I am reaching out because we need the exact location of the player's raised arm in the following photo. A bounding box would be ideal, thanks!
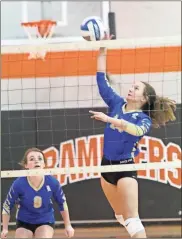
[1,180,19,239]
[97,47,124,109]
[52,179,74,238]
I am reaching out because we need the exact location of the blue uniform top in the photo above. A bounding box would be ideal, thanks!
[2,175,67,224]
[97,72,152,161]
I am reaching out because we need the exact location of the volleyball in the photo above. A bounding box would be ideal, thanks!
[80,16,106,41]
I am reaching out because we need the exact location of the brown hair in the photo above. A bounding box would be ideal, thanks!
[141,82,176,128]
[19,147,46,167]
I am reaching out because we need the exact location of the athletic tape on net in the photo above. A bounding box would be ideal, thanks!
[1,161,181,178]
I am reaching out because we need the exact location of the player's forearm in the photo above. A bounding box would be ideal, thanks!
[2,213,10,230]
[107,117,145,136]
[97,48,107,72]
[61,210,72,227]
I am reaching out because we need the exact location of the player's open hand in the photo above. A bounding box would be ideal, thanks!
[89,110,108,123]
[99,33,114,55]
[65,225,74,238]
[1,229,8,238]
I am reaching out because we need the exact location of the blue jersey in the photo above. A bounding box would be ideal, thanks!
[97,72,152,161]
[2,175,66,224]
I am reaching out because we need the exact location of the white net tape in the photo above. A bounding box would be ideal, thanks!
[1,161,181,178]
[2,35,181,54]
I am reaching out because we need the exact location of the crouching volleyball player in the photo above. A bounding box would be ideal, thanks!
[1,148,74,239]
[89,46,176,238]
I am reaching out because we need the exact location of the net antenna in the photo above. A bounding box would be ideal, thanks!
[21,20,57,60]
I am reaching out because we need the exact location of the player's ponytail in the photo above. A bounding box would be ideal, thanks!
[151,96,176,128]
[141,82,176,128]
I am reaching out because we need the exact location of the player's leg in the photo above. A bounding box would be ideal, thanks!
[100,176,125,226]
[34,225,54,238]
[117,177,146,238]
[15,221,34,238]
[15,228,33,238]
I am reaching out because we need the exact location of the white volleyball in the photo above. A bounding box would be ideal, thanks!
[80,16,106,41]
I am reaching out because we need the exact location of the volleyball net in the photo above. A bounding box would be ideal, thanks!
[1,36,181,179]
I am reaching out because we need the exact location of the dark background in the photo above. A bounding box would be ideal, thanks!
[1,105,181,222]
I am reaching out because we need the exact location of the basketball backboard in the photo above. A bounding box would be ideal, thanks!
[2,1,110,41]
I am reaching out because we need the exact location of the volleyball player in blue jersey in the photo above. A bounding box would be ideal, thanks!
[1,148,74,238]
[89,46,176,238]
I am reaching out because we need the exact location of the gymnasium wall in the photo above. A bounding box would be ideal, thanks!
[1,108,182,222]
[110,1,181,38]
[2,1,181,40]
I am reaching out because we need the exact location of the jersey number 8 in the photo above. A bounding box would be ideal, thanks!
[33,196,42,208]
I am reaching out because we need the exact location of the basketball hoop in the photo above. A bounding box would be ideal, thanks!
[21,20,57,59]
